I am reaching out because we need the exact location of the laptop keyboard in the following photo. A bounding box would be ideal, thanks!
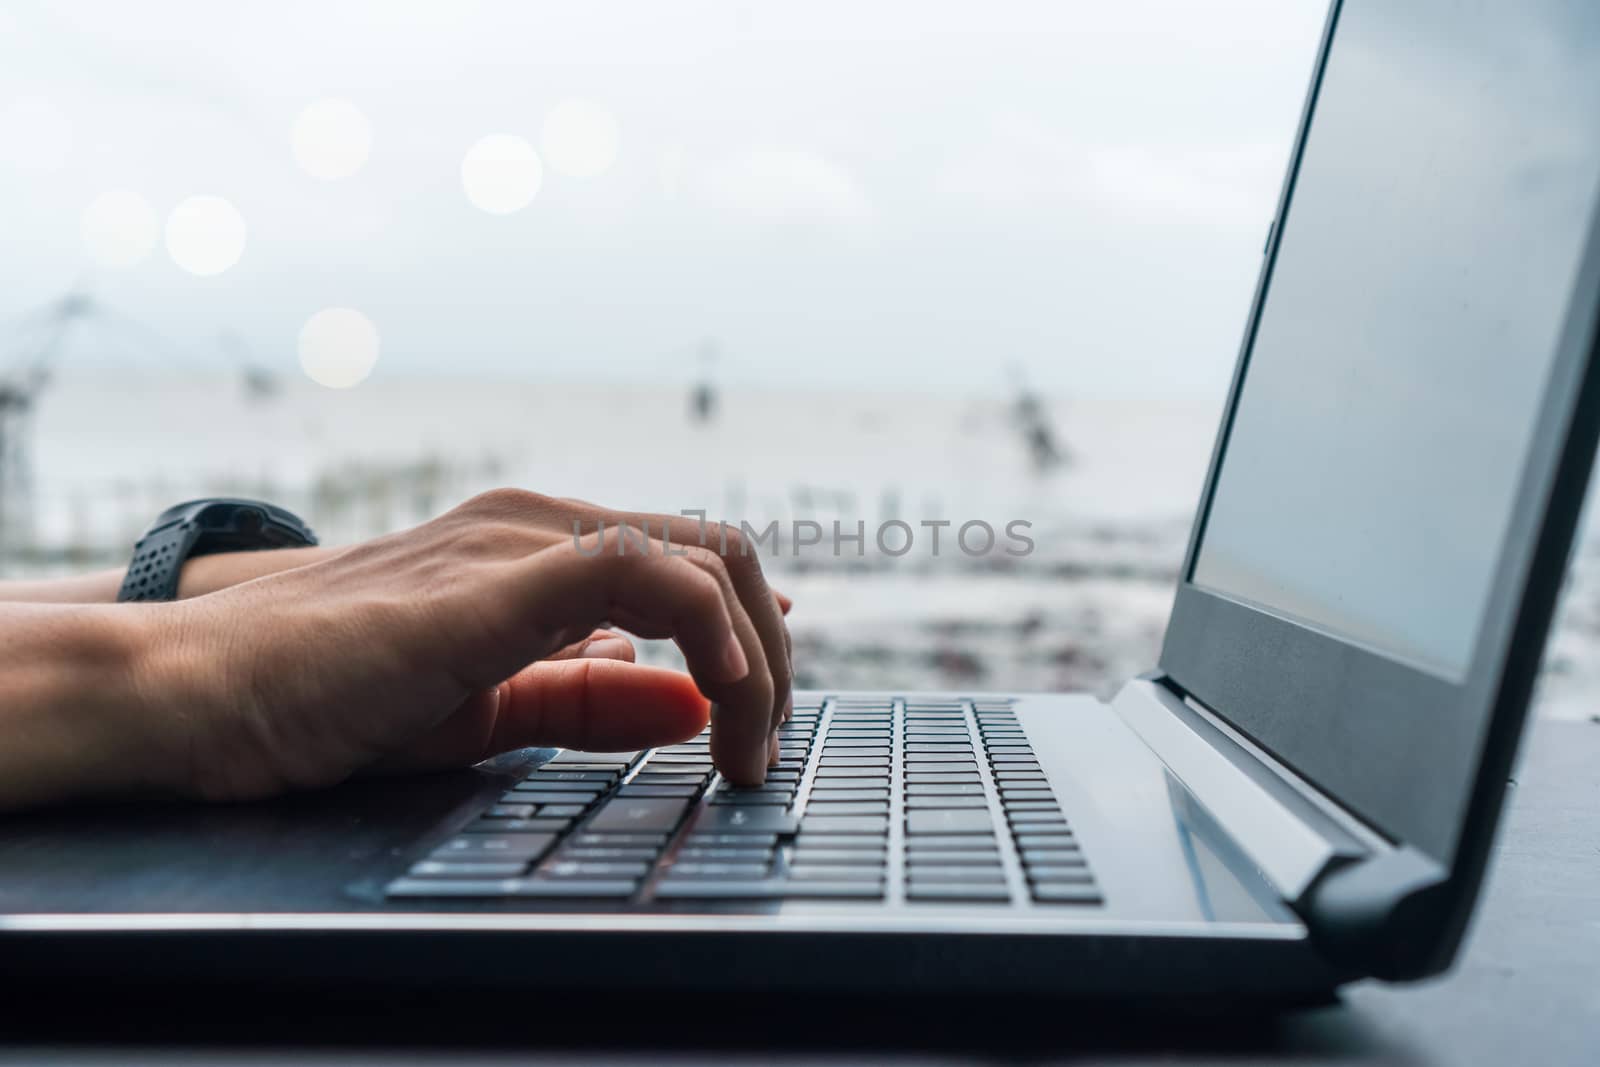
[386,697,1101,907]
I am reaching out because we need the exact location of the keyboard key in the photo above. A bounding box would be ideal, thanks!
[631,773,709,785]
[677,847,773,862]
[905,835,997,850]
[683,832,778,848]
[525,770,617,784]
[906,783,986,796]
[468,817,574,833]
[560,847,660,862]
[537,804,588,818]
[791,848,886,865]
[804,802,889,816]
[653,880,778,899]
[788,864,884,881]
[1002,800,1062,811]
[619,785,701,798]
[906,882,1010,902]
[781,881,886,899]
[511,880,639,898]
[904,849,1001,864]
[818,756,891,768]
[999,789,1056,802]
[511,781,605,796]
[905,794,987,809]
[409,860,527,878]
[544,859,652,879]
[821,747,890,758]
[1026,866,1096,883]
[905,773,981,784]
[794,834,885,849]
[1008,813,1069,826]
[806,788,888,802]
[387,878,516,897]
[693,807,801,834]
[814,768,891,780]
[904,866,1006,883]
[550,750,640,766]
[1031,884,1103,904]
[587,797,692,834]
[432,833,556,862]
[710,792,792,806]
[1015,834,1078,849]
[574,832,668,848]
[670,862,771,878]
[1021,849,1085,866]
[486,804,538,819]
[801,815,888,834]
[502,790,597,806]
[906,810,994,835]
[653,880,884,900]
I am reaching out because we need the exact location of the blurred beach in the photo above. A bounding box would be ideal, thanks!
[11,370,1600,721]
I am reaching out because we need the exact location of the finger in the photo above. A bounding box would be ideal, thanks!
[368,661,709,774]
[494,659,709,751]
[774,589,793,615]
[675,546,773,786]
[620,514,792,781]
[511,542,749,695]
[547,629,636,663]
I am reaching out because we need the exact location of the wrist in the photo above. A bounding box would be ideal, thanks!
[0,604,183,809]
[176,545,334,598]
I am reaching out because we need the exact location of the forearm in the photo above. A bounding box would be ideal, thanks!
[0,604,179,810]
[0,546,337,604]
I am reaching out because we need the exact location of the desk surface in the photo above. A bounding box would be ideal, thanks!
[3,719,1597,1066]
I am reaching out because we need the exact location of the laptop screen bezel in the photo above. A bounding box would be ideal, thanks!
[1158,0,1600,864]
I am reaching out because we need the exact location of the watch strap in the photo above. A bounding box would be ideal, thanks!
[118,499,318,603]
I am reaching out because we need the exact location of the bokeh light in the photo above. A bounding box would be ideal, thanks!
[290,98,372,180]
[460,134,542,214]
[541,98,619,178]
[164,195,247,275]
[80,190,158,268]
[299,307,381,388]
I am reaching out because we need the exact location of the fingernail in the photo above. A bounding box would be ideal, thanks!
[782,691,793,724]
[580,638,632,660]
[721,635,749,681]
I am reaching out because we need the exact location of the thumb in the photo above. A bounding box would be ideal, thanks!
[364,661,708,776]
[492,659,709,753]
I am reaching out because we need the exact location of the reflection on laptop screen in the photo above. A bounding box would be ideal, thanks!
[1192,0,1600,680]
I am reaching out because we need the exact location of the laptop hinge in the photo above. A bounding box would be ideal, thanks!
[1110,676,1377,906]
[1119,675,1457,979]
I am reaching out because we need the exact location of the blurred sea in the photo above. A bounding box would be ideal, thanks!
[17,371,1600,721]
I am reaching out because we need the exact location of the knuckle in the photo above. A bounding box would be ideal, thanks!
[463,487,549,519]
[685,544,728,577]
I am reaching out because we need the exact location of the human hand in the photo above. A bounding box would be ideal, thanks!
[133,489,793,801]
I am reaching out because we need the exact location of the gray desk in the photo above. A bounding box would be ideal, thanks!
[3,720,1597,1066]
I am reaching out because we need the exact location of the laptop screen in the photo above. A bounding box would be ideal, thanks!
[1191,0,1600,681]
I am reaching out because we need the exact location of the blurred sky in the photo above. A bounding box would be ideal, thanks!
[0,0,1326,394]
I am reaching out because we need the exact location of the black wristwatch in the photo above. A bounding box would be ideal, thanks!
[118,498,319,603]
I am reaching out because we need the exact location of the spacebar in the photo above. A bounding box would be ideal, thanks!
[654,880,884,899]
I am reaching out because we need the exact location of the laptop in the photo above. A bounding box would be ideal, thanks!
[4,0,1599,1003]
